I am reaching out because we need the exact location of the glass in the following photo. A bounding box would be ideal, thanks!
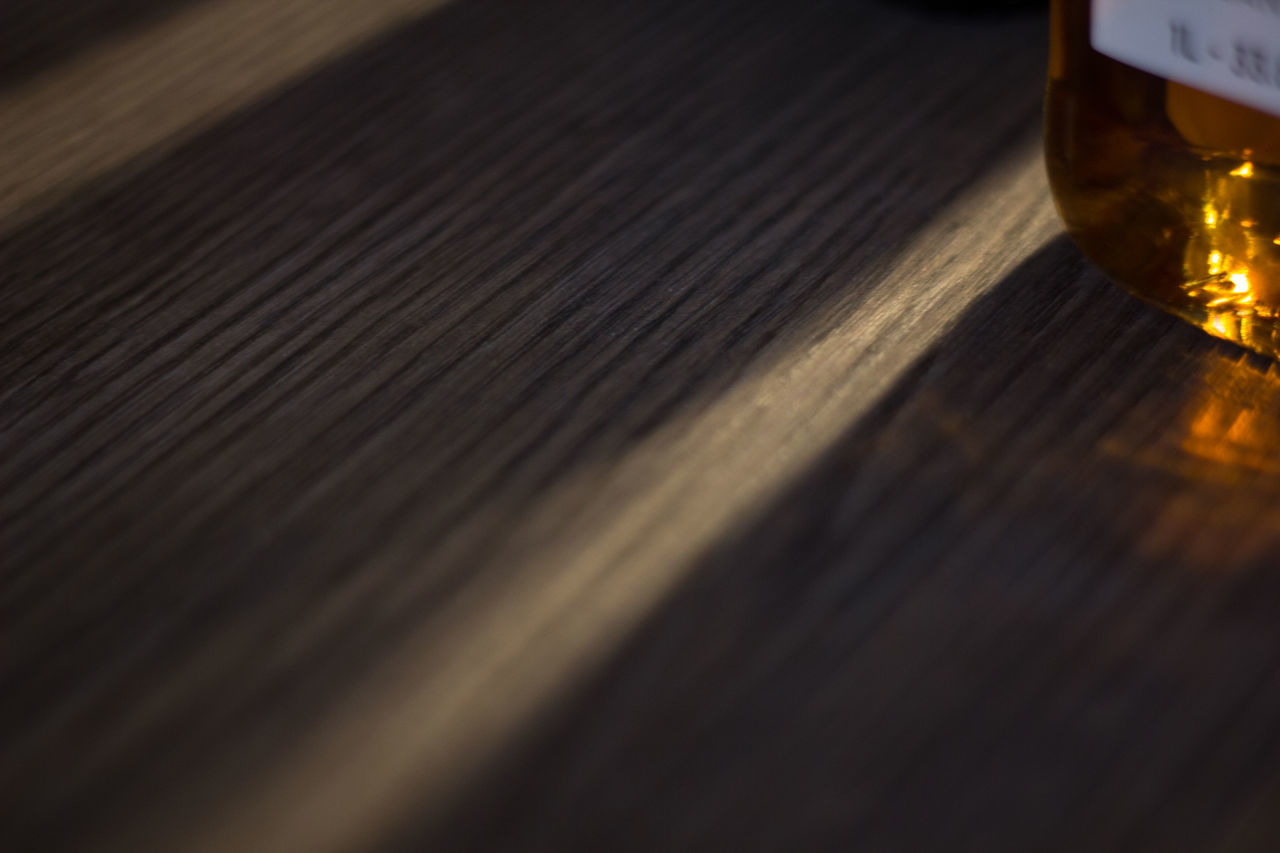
[1047,0,1280,357]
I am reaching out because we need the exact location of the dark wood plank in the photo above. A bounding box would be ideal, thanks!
[423,239,1280,852]
[9,0,1242,850]
[0,0,454,225]
[0,0,202,87]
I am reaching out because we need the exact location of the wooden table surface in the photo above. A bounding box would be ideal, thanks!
[7,0,1280,850]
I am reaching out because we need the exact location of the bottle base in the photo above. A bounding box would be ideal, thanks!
[1114,278,1280,358]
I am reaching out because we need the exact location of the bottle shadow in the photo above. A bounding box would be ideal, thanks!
[420,234,1280,851]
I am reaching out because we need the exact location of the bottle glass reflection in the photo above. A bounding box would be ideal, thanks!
[1047,0,1280,356]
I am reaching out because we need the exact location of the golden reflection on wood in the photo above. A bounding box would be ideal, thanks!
[1180,360,1280,478]
[1106,352,1280,570]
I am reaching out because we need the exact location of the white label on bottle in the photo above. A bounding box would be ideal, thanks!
[1093,0,1280,118]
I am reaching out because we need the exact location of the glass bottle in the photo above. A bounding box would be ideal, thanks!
[1047,0,1280,356]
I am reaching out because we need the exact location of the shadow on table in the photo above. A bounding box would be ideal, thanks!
[7,1,1230,849]
[2,0,1057,790]
[1,0,206,89]
[421,235,1280,851]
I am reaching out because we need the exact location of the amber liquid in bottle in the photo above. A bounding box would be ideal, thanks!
[1047,0,1280,356]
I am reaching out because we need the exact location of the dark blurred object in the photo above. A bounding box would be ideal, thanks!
[891,0,1045,12]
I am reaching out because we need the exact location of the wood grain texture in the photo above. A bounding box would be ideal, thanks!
[0,0,453,225]
[7,0,1278,850]
[423,238,1280,852]
[0,0,204,85]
